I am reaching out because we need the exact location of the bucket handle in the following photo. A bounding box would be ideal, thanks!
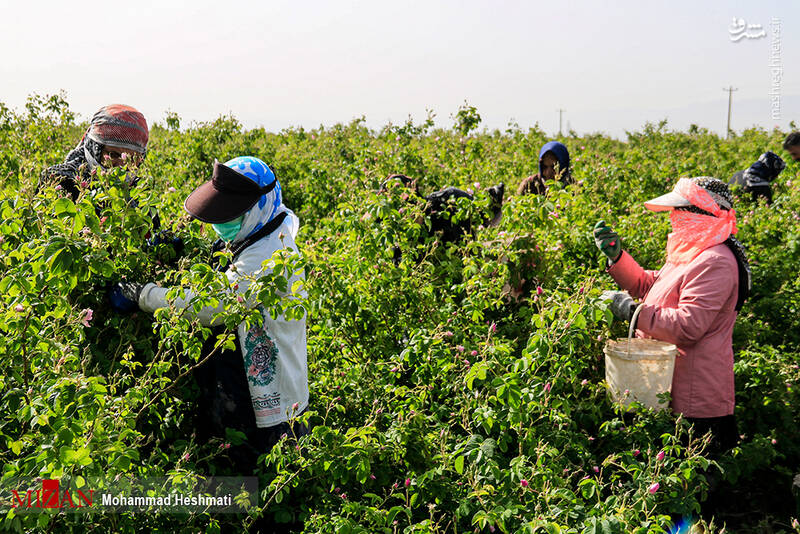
[627,304,644,358]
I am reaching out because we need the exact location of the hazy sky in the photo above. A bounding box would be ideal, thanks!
[1,1,797,137]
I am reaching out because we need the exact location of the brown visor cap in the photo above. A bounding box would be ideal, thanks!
[184,161,276,223]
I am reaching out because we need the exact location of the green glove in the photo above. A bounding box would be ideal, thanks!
[593,220,622,263]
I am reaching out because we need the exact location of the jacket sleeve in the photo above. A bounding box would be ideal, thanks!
[607,250,659,299]
[138,254,257,327]
[635,252,737,346]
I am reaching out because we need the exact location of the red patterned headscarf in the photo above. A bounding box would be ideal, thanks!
[86,104,149,154]
[664,178,738,264]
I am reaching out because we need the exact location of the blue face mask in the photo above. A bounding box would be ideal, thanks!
[212,215,244,242]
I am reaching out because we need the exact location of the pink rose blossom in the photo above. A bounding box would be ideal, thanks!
[80,308,93,327]
[656,450,665,461]
[633,449,640,457]
[182,452,190,461]
[404,478,411,488]
[581,379,588,386]
[168,186,177,193]
[544,382,551,393]
[456,345,465,352]
[648,482,659,494]
[470,350,478,356]
[771,438,777,445]
[14,304,24,312]
[520,479,529,488]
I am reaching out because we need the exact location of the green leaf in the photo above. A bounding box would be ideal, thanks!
[54,198,77,216]
[454,455,464,474]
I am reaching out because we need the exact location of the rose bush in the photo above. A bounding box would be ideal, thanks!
[1,95,799,532]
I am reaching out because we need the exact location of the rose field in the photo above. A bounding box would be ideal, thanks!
[1,95,800,533]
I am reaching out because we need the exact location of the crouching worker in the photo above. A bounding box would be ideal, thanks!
[593,177,750,457]
[109,156,308,474]
[39,104,150,201]
[383,174,504,242]
[517,141,572,195]
[38,104,180,250]
[381,174,504,265]
[728,151,785,205]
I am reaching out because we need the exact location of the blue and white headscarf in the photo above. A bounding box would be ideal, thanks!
[224,156,300,243]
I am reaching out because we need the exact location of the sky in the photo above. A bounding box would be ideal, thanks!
[1,0,797,138]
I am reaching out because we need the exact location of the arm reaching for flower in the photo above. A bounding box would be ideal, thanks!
[137,248,264,327]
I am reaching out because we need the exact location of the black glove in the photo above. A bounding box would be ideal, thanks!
[145,230,184,254]
[108,282,145,312]
[601,290,638,322]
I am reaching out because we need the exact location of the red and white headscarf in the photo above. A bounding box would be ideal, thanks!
[665,178,738,264]
[82,104,148,168]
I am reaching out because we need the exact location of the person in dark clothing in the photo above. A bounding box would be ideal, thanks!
[39,104,149,201]
[728,151,785,205]
[424,184,504,242]
[39,104,183,249]
[383,173,504,239]
[783,131,800,162]
[517,141,572,195]
[381,174,504,265]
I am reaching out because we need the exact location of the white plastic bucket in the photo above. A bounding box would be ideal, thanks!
[603,307,677,411]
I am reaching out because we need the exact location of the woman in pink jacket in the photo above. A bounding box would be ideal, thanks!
[593,177,751,455]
